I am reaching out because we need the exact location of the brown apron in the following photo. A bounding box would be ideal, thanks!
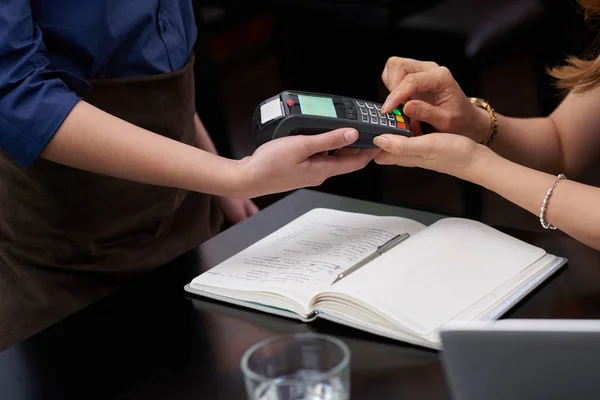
[0,55,223,350]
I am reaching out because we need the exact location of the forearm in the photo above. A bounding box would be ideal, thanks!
[466,147,600,250]
[475,86,600,177]
[42,101,247,197]
[193,113,218,154]
[471,106,565,174]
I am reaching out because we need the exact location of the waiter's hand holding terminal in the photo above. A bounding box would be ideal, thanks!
[235,127,380,198]
[43,103,378,199]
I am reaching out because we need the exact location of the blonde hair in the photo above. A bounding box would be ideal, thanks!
[549,0,600,93]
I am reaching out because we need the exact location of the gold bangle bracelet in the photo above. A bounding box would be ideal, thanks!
[469,97,498,147]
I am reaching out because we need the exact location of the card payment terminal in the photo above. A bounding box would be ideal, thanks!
[253,91,412,148]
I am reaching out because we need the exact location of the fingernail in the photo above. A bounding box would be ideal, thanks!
[344,130,358,142]
[373,136,389,148]
[381,100,391,112]
[402,102,411,114]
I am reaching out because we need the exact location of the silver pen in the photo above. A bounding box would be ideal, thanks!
[331,233,411,285]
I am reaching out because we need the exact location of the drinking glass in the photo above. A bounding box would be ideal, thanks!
[241,333,351,400]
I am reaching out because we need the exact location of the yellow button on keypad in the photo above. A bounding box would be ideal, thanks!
[395,115,405,123]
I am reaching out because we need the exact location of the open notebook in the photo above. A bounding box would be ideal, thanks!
[185,208,566,349]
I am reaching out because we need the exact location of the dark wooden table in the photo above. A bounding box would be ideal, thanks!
[1,189,599,400]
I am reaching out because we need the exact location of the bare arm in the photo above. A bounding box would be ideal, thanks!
[42,101,242,196]
[41,101,377,199]
[470,148,600,249]
[191,113,260,223]
[485,86,600,176]
[380,57,600,177]
[193,113,219,154]
[374,131,600,250]
[378,57,600,250]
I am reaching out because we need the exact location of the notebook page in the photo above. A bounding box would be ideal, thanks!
[330,218,546,336]
[190,208,426,307]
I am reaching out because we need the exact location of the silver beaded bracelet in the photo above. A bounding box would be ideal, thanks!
[540,174,566,230]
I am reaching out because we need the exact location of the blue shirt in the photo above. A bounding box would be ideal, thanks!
[0,0,197,168]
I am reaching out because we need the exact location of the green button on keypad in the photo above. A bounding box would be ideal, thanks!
[393,108,402,116]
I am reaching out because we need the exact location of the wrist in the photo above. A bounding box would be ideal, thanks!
[225,157,271,198]
[227,160,253,198]
[460,144,497,183]
[187,152,251,198]
[466,103,493,143]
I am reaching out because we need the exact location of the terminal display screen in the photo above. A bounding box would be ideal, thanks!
[298,95,338,118]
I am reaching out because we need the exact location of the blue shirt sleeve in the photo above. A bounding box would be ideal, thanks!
[0,1,86,168]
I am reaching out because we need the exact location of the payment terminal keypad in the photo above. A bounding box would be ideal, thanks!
[348,98,407,131]
[343,98,357,120]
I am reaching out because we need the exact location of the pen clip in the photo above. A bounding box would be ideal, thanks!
[376,233,410,255]
[331,233,410,286]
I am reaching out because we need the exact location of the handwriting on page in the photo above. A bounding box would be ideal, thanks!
[239,257,341,284]
[269,222,395,263]
[204,221,398,293]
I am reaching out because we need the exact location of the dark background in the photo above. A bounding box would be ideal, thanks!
[191,0,597,231]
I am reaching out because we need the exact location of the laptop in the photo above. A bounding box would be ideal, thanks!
[440,319,600,400]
